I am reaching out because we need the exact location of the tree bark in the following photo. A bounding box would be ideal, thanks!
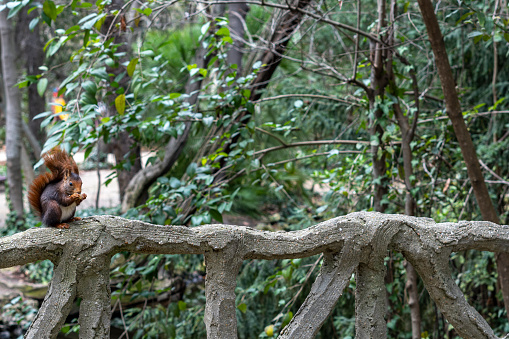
[214,0,312,182]
[227,0,249,76]
[368,0,389,214]
[394,101,421,339]
[17,7,46,145]
[204,246,244,338]
[0,9,24,219]
[415,0,508,321]
[280,247,360,338]
[249,0,312,102]
[389,0,421,334]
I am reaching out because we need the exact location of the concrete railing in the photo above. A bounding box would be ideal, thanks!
[0,212,508,338]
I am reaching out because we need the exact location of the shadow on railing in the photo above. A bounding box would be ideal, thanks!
[0,212,507,339]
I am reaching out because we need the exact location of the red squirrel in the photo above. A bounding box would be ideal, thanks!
[28,147,87,229]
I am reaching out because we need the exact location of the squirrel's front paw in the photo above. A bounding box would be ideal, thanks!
[70,193,80,200]
[56,223,70,229]
[75,193,87,206]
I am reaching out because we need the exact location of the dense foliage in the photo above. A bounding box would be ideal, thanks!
[0,0,508,338]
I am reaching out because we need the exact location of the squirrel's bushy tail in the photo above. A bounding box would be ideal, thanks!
[28,147,79,216]
[43,147,79,175]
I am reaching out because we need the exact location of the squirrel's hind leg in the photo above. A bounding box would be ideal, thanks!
[42,200,63,227]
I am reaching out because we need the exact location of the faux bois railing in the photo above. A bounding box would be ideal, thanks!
[0,212,508,338]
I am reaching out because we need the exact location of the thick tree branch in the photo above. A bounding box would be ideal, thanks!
[415,0,509,322]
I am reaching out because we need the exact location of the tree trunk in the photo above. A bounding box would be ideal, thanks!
[17,8,46,146]
[389,0,421,333]
[249,0,311,102]
[415,0,508,321]
[0,9,24,219]
[393,92,421,339]
[218,0,312,170]
[227,0,249,76]
[21,144,35,198]
[368,0,388,214]
[356,1,390,336]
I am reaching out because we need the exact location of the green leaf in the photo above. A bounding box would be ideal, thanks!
[216,27,230,36]
[237,303,247,314]
[186,162,197,177]
[467,31,483,39]
[94,16,105,31]
[76,2,92,8]
[7,1,25,19]
[456,11,474,25]
[17,80,29,89]
[142,7,152,16]
[79,13,106,30]
[282,311,293,328]
[41,11,51,25]
[84,147,93,160]
[43,37,55,52]
[43,0,57,21]
[27,6,38,15]
[169,177,181,188]
[504,33,509,43]
[33,111,53,120]
[29,17,40,31]
[209,209,223,223]
[199,68,207,77]
[115,94,126,115]
[82,80,97,94]
[127,58,139,77]
[222,36,233,44]
[64,25,80,34]
[203,116,214,126]
[83,30,90,46]
[37,78,48,97]
[47,36,66,57]
[178,301,187,311]
[200,21,211,35]
[477,12,486,27]
[140,50,154,57]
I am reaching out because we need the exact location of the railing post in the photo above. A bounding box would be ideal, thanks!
[76,255,112,339]
[355,259,388,338]
[203,247,244,339]
[25,249,78,339]
[279,245,360,338]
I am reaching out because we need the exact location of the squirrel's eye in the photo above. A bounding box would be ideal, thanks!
[69,182,73,186]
